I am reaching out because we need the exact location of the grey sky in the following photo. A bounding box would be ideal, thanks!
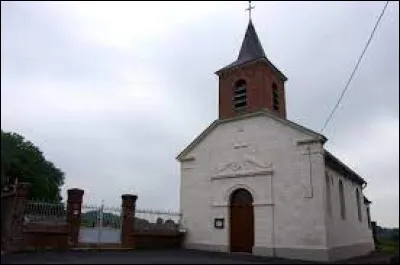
[1,1,398,227]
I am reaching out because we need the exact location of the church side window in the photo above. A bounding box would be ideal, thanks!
[233,79,247,110]
[272,83,279,111]
[356,188,362,222]
[325,172,332,217]
[339,180,346,220]
[367,206,372,229]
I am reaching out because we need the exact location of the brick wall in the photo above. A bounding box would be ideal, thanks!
[133,231,184,249]
[1,183,30,253]
[1,191,16,252]
[23,223,69,250]
[2,185,184,252]
[218,61,286,120]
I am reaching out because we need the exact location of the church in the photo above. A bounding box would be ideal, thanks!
[176,14,375,262]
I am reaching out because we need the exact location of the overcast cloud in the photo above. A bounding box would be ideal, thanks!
[1,1,398,227]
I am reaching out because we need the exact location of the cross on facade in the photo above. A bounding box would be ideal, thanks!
[245,1,255,20]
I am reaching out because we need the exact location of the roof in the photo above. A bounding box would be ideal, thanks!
[176,109,327,161]
[324,150,366,185]
[236,19,266,63]
[215,20,287,81]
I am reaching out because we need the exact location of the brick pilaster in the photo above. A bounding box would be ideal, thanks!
[121,194,137,248]
[67,188,84,246]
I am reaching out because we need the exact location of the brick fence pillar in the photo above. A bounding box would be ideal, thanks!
[67,188,84,246]
[121,194,137,248]
[7,182,30,252]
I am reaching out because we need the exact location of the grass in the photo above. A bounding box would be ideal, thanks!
[376,237,399,255]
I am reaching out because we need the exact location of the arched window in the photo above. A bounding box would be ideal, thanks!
[356,188,362,222]
[339,180,346,220]
[233,80,247,110]
[325,172,332,217]
[272,83,279,111]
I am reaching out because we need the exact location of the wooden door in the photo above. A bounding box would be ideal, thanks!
[229,189,254,253]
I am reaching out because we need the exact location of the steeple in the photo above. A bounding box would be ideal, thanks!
[215,20,286,81]
[216,18,288,120]
[237,20,266,65]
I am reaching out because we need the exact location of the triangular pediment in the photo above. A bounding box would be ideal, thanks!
[211,155,273,180]
[176,109,326,162]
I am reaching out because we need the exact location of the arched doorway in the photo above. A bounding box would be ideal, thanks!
[229,188,254,253]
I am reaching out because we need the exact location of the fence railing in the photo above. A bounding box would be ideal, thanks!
[134,208,183,232]
[24,201,67,225]
[23,200,184,232]
[80,204,183,232]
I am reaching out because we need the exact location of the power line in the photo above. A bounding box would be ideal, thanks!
[321,1,390,133]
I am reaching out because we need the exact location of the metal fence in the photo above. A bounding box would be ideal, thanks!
[79,203,123,244]
[22,200,184,233]
[24,201,67,225]
[135,208,183,232]
[80,204,122,229]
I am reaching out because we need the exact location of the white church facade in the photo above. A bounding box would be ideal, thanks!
[177,19,374,262]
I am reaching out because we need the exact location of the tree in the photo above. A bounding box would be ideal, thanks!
[1,130,64,202]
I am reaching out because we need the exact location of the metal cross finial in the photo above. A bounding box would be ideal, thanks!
[246,1,255,21]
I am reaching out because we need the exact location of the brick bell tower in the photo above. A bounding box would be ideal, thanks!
[215,19,288,120]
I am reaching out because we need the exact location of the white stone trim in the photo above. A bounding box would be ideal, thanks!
[210,170,273,181]
[296,138,325,145]
[223,184,257,203]
[211,202,274,207]
[181,156,196,162]
[233,143,248,149]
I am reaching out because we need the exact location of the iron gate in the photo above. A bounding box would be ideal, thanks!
[79,202,122,244]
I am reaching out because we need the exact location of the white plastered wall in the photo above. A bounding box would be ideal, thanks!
[179,115,328,258]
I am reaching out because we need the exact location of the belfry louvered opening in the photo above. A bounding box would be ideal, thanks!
[234,79,247,110]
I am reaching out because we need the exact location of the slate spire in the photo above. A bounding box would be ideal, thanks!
[216,19,270,74]
[237,19,266,64]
